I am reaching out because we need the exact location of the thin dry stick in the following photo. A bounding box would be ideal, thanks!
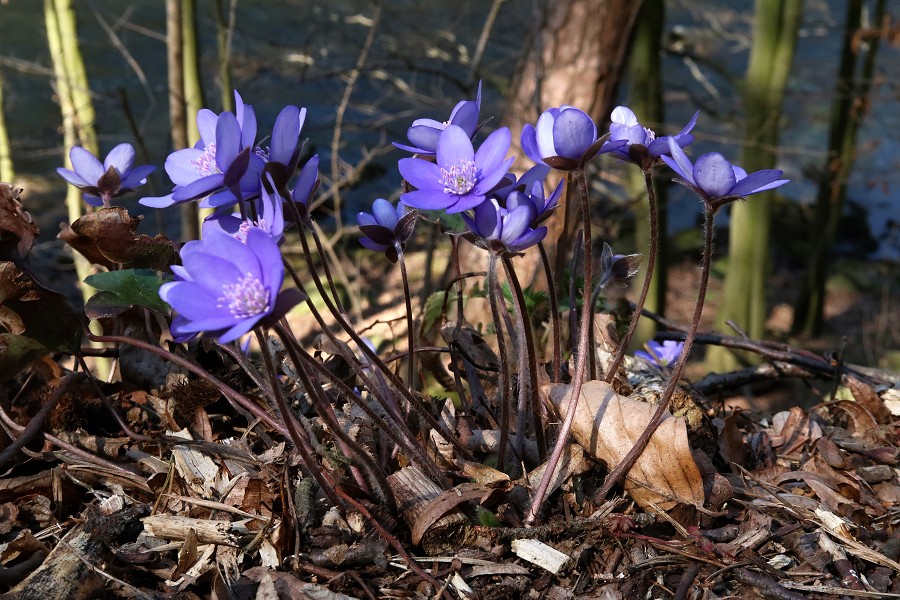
[330,5,381,237]
[0,372,80,469]
[87,333,290,438]
[466,0,506,85]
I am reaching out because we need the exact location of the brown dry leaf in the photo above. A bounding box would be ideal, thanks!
[547,380,704,511]
[844,375,893,424]
[0,184,38,260]
[770,407,822,454]
[828,400,880,441]
[59,207,179,270]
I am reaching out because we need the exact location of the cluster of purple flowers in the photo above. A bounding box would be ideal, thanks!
[56,83,789,346]
[363,85,786,260]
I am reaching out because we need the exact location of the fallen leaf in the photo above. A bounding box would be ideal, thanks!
[0,184,38,260]
[547,380,704,511]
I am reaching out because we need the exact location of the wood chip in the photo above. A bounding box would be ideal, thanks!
[510,538,571,574]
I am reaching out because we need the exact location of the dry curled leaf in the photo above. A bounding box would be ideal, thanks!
[0,184,38,260]
[547,380,704,512]
[58,207,179,270]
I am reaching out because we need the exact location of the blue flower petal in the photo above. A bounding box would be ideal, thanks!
[436,125,474,168]
[551,108,596,160]
[104,143,135,173]
[694,153,737,198]
[474,127,511,173]
[401,188,453,211]
[215,112,242,170]
[69,146,104,183]
[398,158,442,191]
[730,169,786,197]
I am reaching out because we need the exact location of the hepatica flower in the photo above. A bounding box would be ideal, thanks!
[394,82,482,155]
[141,91,264,209]
[57,143,154,207]
[606,105,699,166]
[159,228,300,343]
[288,155,321,219]
[399,124,513,214]
[202,178,285,244]
[521,105,624,170]
[504,176,563,227]
[635,340,684,368]
[662,137,789,208]
[462,198,546,255]
[357,198,417,263]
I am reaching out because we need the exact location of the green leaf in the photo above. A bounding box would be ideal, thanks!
[83,269,171,318]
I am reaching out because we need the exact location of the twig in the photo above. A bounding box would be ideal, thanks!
[0,371,81,470]
[330,4,382,234]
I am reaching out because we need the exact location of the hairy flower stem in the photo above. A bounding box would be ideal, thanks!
[527,168,593,525]
[271,325,398,513]
[538,241,562,383]
[283,240,472,474]
[487,252,513,472]
[592,205,715,503]
[396,245,417,391]
[280,261,449,485]
[502,255,547,461]
[303,216,347,315]
[274,323,440,487]
[254,329,343,508]
[605,168,658,383]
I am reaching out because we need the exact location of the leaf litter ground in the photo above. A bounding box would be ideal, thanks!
[1,244,899,600]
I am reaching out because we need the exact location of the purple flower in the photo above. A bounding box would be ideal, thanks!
[504,175,563,227]
[399,124,513,214]
[141,91,264,209]
[262,104,307,188]
[394,82,482,155]
[357,198,417,263]
[521,105,625,171]
[461,199,547,254]
[606,106,699,166]
[662,137,789,207]
[201,177,285,244]
[635,340,684,368]
[288,155,320,219]
[159,227,301,343]
[57,143,155,207]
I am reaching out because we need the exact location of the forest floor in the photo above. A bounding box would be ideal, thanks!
[2,205,900,599]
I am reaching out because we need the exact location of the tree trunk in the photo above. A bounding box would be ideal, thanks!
[707,0,803,373]
[792,0,884,336]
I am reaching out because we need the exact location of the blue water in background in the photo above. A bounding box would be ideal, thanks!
[0,0,897,259]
